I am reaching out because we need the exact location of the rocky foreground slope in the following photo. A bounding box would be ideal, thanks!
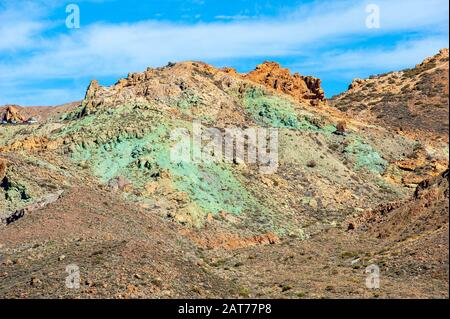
[0,51,448,298]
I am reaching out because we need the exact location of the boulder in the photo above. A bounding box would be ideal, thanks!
[108,176,133,192]
[1,105,25,123]
[336,121,347,134]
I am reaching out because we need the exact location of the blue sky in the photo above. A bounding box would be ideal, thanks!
[0,0,448,106]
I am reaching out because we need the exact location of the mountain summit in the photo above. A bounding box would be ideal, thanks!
[332,49,449,144]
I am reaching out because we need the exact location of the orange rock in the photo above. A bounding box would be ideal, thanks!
[221,67,238,75]
[245,61,325,105]
[2,136,60,152]
[1,105,25,123]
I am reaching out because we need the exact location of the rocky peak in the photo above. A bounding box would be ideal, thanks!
[85,79,100,99]
[244,61,325,105]
[418,48,449,67]
[77,60,328,117]
[331,48,449,144]
[1,105,25,123]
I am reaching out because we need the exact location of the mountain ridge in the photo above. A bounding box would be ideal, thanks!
[0,50,448,298]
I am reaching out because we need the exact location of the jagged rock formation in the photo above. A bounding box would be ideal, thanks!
[244,61,325,105]
[78,62,248,118]
[1,105,25,123]
[331,49,449,144]
[79,61,326,117]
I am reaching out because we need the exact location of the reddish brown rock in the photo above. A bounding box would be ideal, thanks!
[1,105,25,123]
[336,121,347,134]
[245,61,325,105]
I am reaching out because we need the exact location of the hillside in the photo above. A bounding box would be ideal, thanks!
[331,49,449,145]
[0,103,80,124]
[0,54,448,298]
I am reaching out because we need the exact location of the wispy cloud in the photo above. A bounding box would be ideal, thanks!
[214,14,251,21]
[292,36,450,74]
[0,1,49,52]
[0,0,448,105]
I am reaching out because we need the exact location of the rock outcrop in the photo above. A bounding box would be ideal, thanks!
[245,61,325,105]
[331,49,449,144]
[77,61,327,118]
[1,105,25,123]
[1,190,63,225]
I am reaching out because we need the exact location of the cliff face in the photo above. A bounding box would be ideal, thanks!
[244,62,325,106]
[1,105,25,123]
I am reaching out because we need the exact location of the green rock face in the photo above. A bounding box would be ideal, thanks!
[69,117,264,227]
[344,137,388,174]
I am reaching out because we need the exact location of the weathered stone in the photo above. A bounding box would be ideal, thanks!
[1,105,25,123]
[245,61,325,105]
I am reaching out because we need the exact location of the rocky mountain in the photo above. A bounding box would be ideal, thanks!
[331,49,449,145]
[1,105,25,123]
[241,61,325,105]
[0,52,448,298]
[0,102,80,124]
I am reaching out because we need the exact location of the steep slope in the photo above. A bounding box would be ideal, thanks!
[350,169,448,239]
[332,49,449,144]
[348,169,449,283]
[0,183,236,298]
[1,106,25,123]
[332,49,449,184]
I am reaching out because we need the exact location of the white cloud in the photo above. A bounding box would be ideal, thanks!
[214,15,251,21]
[292,36,450,75]
[0,2,49,51]
[0,0,448,105]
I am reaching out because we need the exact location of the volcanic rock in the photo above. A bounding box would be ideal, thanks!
[1,105,25,123]
[331,49,449,144]
[245,61,325,105]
